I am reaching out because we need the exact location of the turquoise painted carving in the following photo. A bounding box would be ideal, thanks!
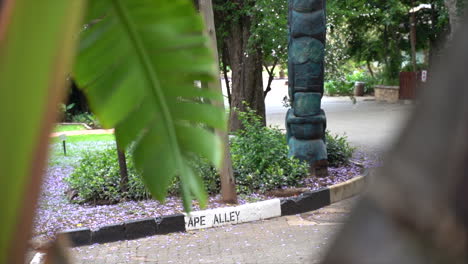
[291,11,326,38]
[290,38,324,64]
[287,0,328,176]
[293,92,321,116]
[293,0,322,12]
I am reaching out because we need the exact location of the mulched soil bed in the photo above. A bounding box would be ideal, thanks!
[33,151,380,241]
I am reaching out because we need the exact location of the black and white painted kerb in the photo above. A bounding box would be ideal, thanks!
[31,175,367,263]
[185,199,281,230]
[183,174,367,231]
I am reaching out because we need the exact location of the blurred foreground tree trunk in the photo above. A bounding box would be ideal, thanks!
[321,18,468,264]
[445,0,465,40]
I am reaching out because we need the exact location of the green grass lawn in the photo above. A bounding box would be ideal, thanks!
[54,124,87,132]
[49,134,115,167]
[51,134,115,143]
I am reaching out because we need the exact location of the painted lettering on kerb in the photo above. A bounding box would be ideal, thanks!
[186,215,207,228]
[184,199,282,231]
[212,211,240,225]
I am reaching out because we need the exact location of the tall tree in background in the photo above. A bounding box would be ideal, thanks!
[252,0,288,99]
[328,0,449,82]
[213,0,266,131]
[325,2,352,80]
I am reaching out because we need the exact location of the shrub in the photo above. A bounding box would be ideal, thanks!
[324,80,353,95]
[58,103,75,122]
[67,110,355,203]
[66,148,220,203]
[189,157,220,195]
[325,71,378,95]
[401,63,428,72]
[230,106,310,194]
[346,71,378,94]
[71,112,101,128]
[65,147,150,204]
[325,131,355,167]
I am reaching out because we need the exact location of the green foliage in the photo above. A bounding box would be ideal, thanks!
[48,137,115,168]
[52,134,115,144]
[73,0,227,211]
[71,112,101,128]
[0,0,84,261]
[67,122,309,201]
[251,0,288,66]
[401,62,428,72]
[347,71,379,94]
[54,124,86,133]
[213,0,288,75]
[66,148,150,203]
[66,110,356,202]
[230,106,309,194]
[189,157,220,195]
[327,0,449,83]
[325,131,355,167]
[325,71,377,95]
[324,80,353,96]
[67,149,221,203]
[325,8,351,81]
[58,103,75,121]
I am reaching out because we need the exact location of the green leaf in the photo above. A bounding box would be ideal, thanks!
[0,0,84,262]
[73,0,225,211]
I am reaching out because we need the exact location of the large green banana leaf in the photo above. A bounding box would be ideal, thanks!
[73,0,226,210]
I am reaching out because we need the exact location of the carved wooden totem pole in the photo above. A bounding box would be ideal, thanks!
[286,0,328,176]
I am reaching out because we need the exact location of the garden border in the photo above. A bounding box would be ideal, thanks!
[56,170,368,248]
[57,122,92,130]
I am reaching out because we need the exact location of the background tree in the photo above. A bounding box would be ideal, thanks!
[213,0,266,131]
[325,4,352,81]
[328,0,450,84]
[251,0,288,98]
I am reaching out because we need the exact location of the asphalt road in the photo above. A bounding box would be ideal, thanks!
[261,79,414,154]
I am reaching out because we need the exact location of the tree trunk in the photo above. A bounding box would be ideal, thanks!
[116,139,128,194]
[410,0,418,72]
[321,24,468,263]
[445,0,461,41]
[263,62,277,98]
[221,46,231,107]
[199,0,237,204]
[366,60,375,78]
[226,14,265,132]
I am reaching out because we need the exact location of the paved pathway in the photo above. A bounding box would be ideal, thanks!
[69,198,358,264]
[262,79,413,154]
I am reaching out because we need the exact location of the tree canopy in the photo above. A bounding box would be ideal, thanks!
[328,0,450,83]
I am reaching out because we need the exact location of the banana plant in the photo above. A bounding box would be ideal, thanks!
[73,0,226,210]
[0,0,225,262]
